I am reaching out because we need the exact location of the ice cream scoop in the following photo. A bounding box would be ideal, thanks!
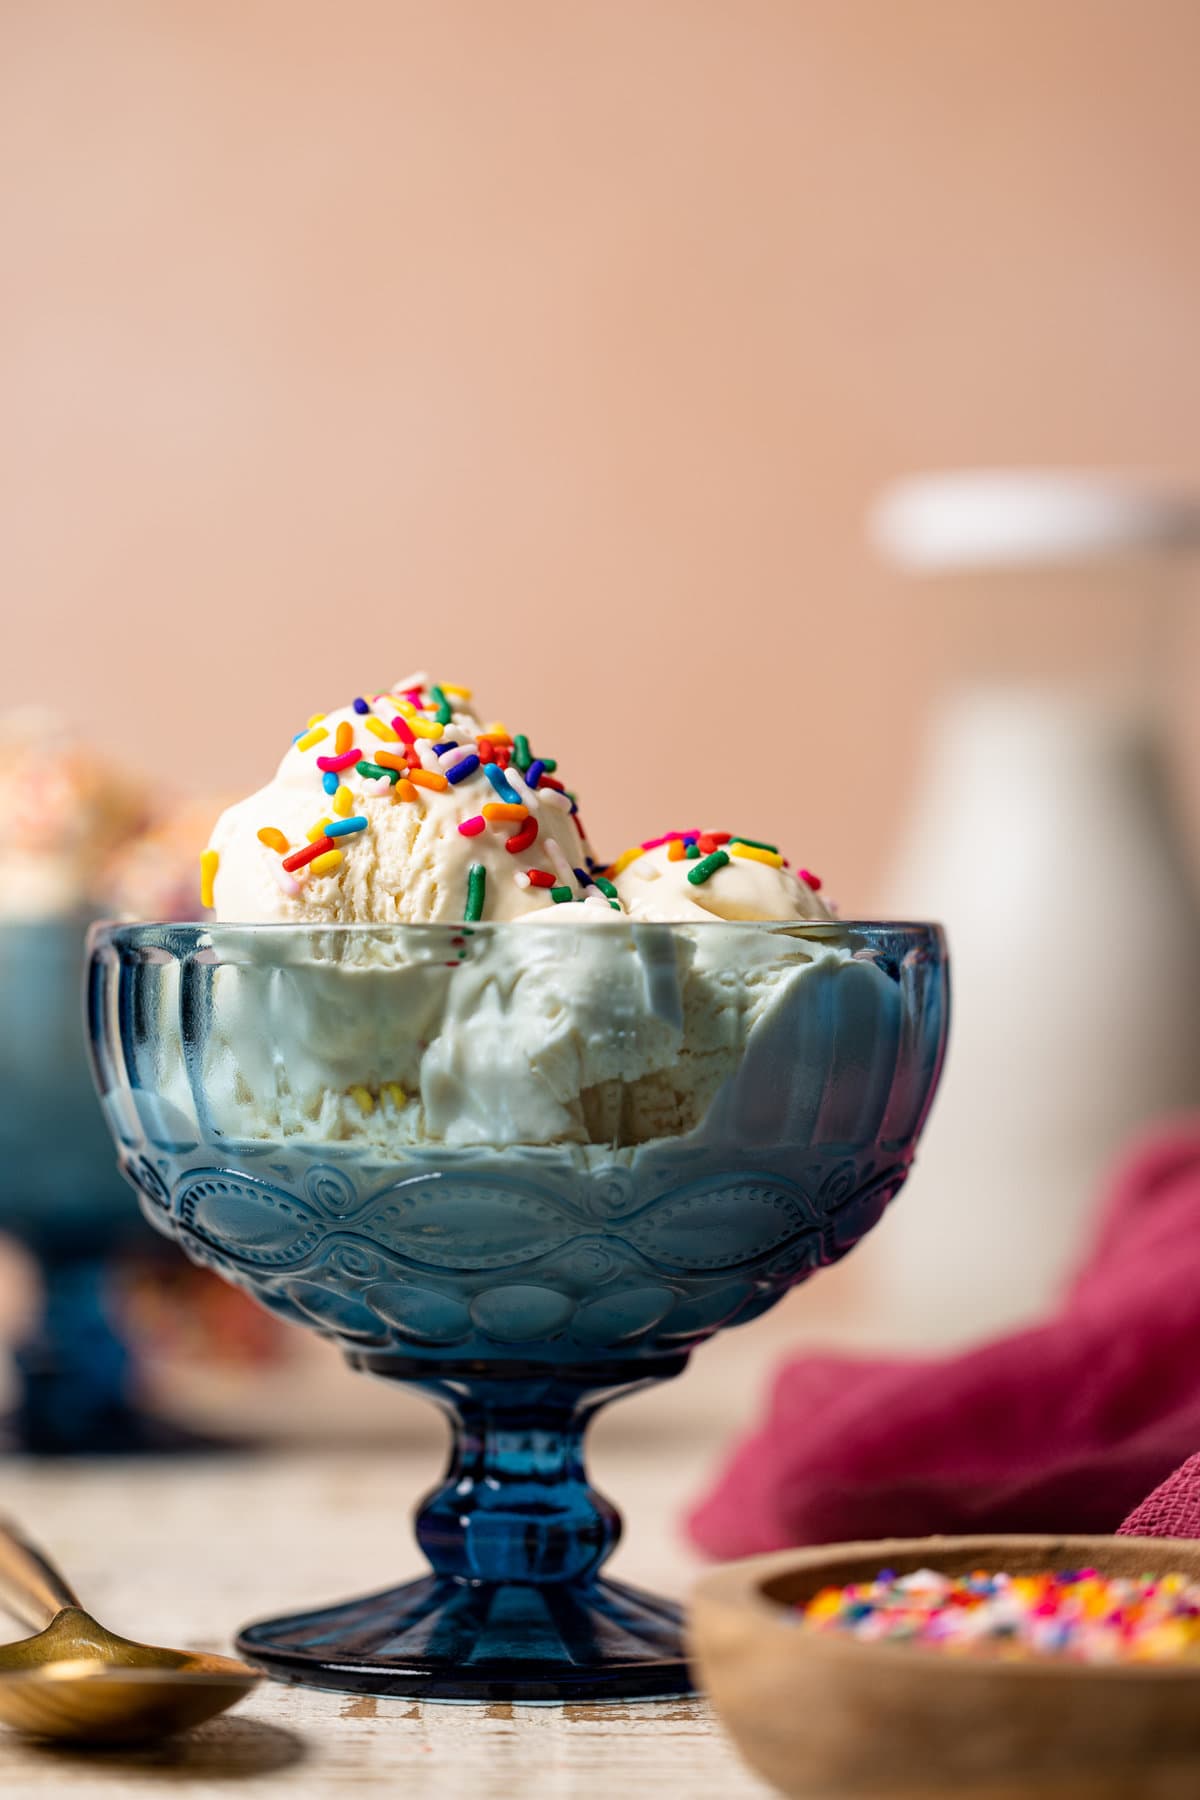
[610,831,831,923]
[205,675,601,925]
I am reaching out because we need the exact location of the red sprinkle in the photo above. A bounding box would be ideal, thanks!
[282,835,335,872]
[477,737,495,763]
[799,868,822,891]
[506,817,539,855]
[539,776,566,793]
[526,869,555,888]
[316,748,361,772]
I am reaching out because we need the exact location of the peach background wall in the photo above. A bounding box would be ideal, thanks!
[4,1,1200,902]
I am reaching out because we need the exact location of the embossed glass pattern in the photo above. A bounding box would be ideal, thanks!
[87,918,947,1699]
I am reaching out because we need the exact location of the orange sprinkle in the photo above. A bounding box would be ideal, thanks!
[257,827,289,855]
[482,802,527,822]
[396,779,419,803]
[408,769,449,792]
[335,719,354,754]
[668,839,686,861]
[373,750,409,772]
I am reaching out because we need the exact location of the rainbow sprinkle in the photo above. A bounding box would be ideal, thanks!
[464,863,487,923]
[688,849,729,885]
[199,849,219,909]
[799,1567,1200,1664]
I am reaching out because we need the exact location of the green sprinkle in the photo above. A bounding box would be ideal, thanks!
[513,734,532,770]
[593,876,618,900]
[730,835,779,855]
[687,849,730,886]
[609,899,621,910]
[465,863,487,922]
[685,842,700,858]
[541,757,557,773]
[356,760,399,784]
[430,685,453,726]
[550,885,573,903]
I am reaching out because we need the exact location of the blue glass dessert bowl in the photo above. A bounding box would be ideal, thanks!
[86,916,947,1700]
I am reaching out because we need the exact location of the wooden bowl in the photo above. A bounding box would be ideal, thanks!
[690,1535,1200,1800]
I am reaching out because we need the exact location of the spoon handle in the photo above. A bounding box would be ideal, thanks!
[0,1516,82,1631]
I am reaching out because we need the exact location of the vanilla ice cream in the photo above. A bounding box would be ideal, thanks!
[206,675,601,925]
[185,672,872,1159]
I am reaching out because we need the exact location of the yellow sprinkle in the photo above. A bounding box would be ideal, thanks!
[335,720,354,754]
[731,843,784,868]
[257,827,289,854]
[307,712,326,727]
[296,727,328,752]
[199,849,219,910]
[408,716,443,742]
[611,846,643,876]
[307,817,334,841]
[349,1085,375,1116]
[365,716,399,743]
[382,1082,407,1108]
[332,786,353,818]
[441,683,472,700]
[484,721,510,740]
[309,848,343,878]
[376,695,407,713]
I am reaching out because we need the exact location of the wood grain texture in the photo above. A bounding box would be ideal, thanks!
[0,1446,771,1797]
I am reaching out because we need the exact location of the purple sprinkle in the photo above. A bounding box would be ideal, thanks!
[526,759,545,787]
[573,868,592,887]
[446,754,480,785]
[352,697,370,714]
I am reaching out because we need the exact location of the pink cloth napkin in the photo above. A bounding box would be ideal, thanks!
[687,1123,1200,1557]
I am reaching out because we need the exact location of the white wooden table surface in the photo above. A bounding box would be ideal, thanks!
[0,1403,776,1797]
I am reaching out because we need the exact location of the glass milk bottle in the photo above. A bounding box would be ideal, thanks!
[866,471,1200,1345]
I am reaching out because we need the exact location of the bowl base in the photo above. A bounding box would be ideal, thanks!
[236,1573,696,1702]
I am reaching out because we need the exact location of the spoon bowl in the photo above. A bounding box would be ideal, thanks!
[0,1522,260,1744]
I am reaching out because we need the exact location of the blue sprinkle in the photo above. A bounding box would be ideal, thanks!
[326,815,368,838]
[573,868,592,888]
[322,770,339,795]
[446,754,481,786]
[526,759,545,788]
[483,763,521,804]
[432,741,460,757]
[352,697,370,714]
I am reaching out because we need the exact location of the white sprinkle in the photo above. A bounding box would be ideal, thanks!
[415,739,443,772]
[441,741,479,769]
[546,838,575,888]
[272,866,302,899]
[505,764,540,812]
[538,787,571,812]
[513,871,532,889]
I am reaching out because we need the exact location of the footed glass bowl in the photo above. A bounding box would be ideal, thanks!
[86,918,947,1700]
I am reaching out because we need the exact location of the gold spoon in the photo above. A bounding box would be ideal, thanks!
[0,1516,260,1743]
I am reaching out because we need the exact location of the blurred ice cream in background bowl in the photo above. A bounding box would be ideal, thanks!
[0,708,246,1452]
[86,672,948,1698]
